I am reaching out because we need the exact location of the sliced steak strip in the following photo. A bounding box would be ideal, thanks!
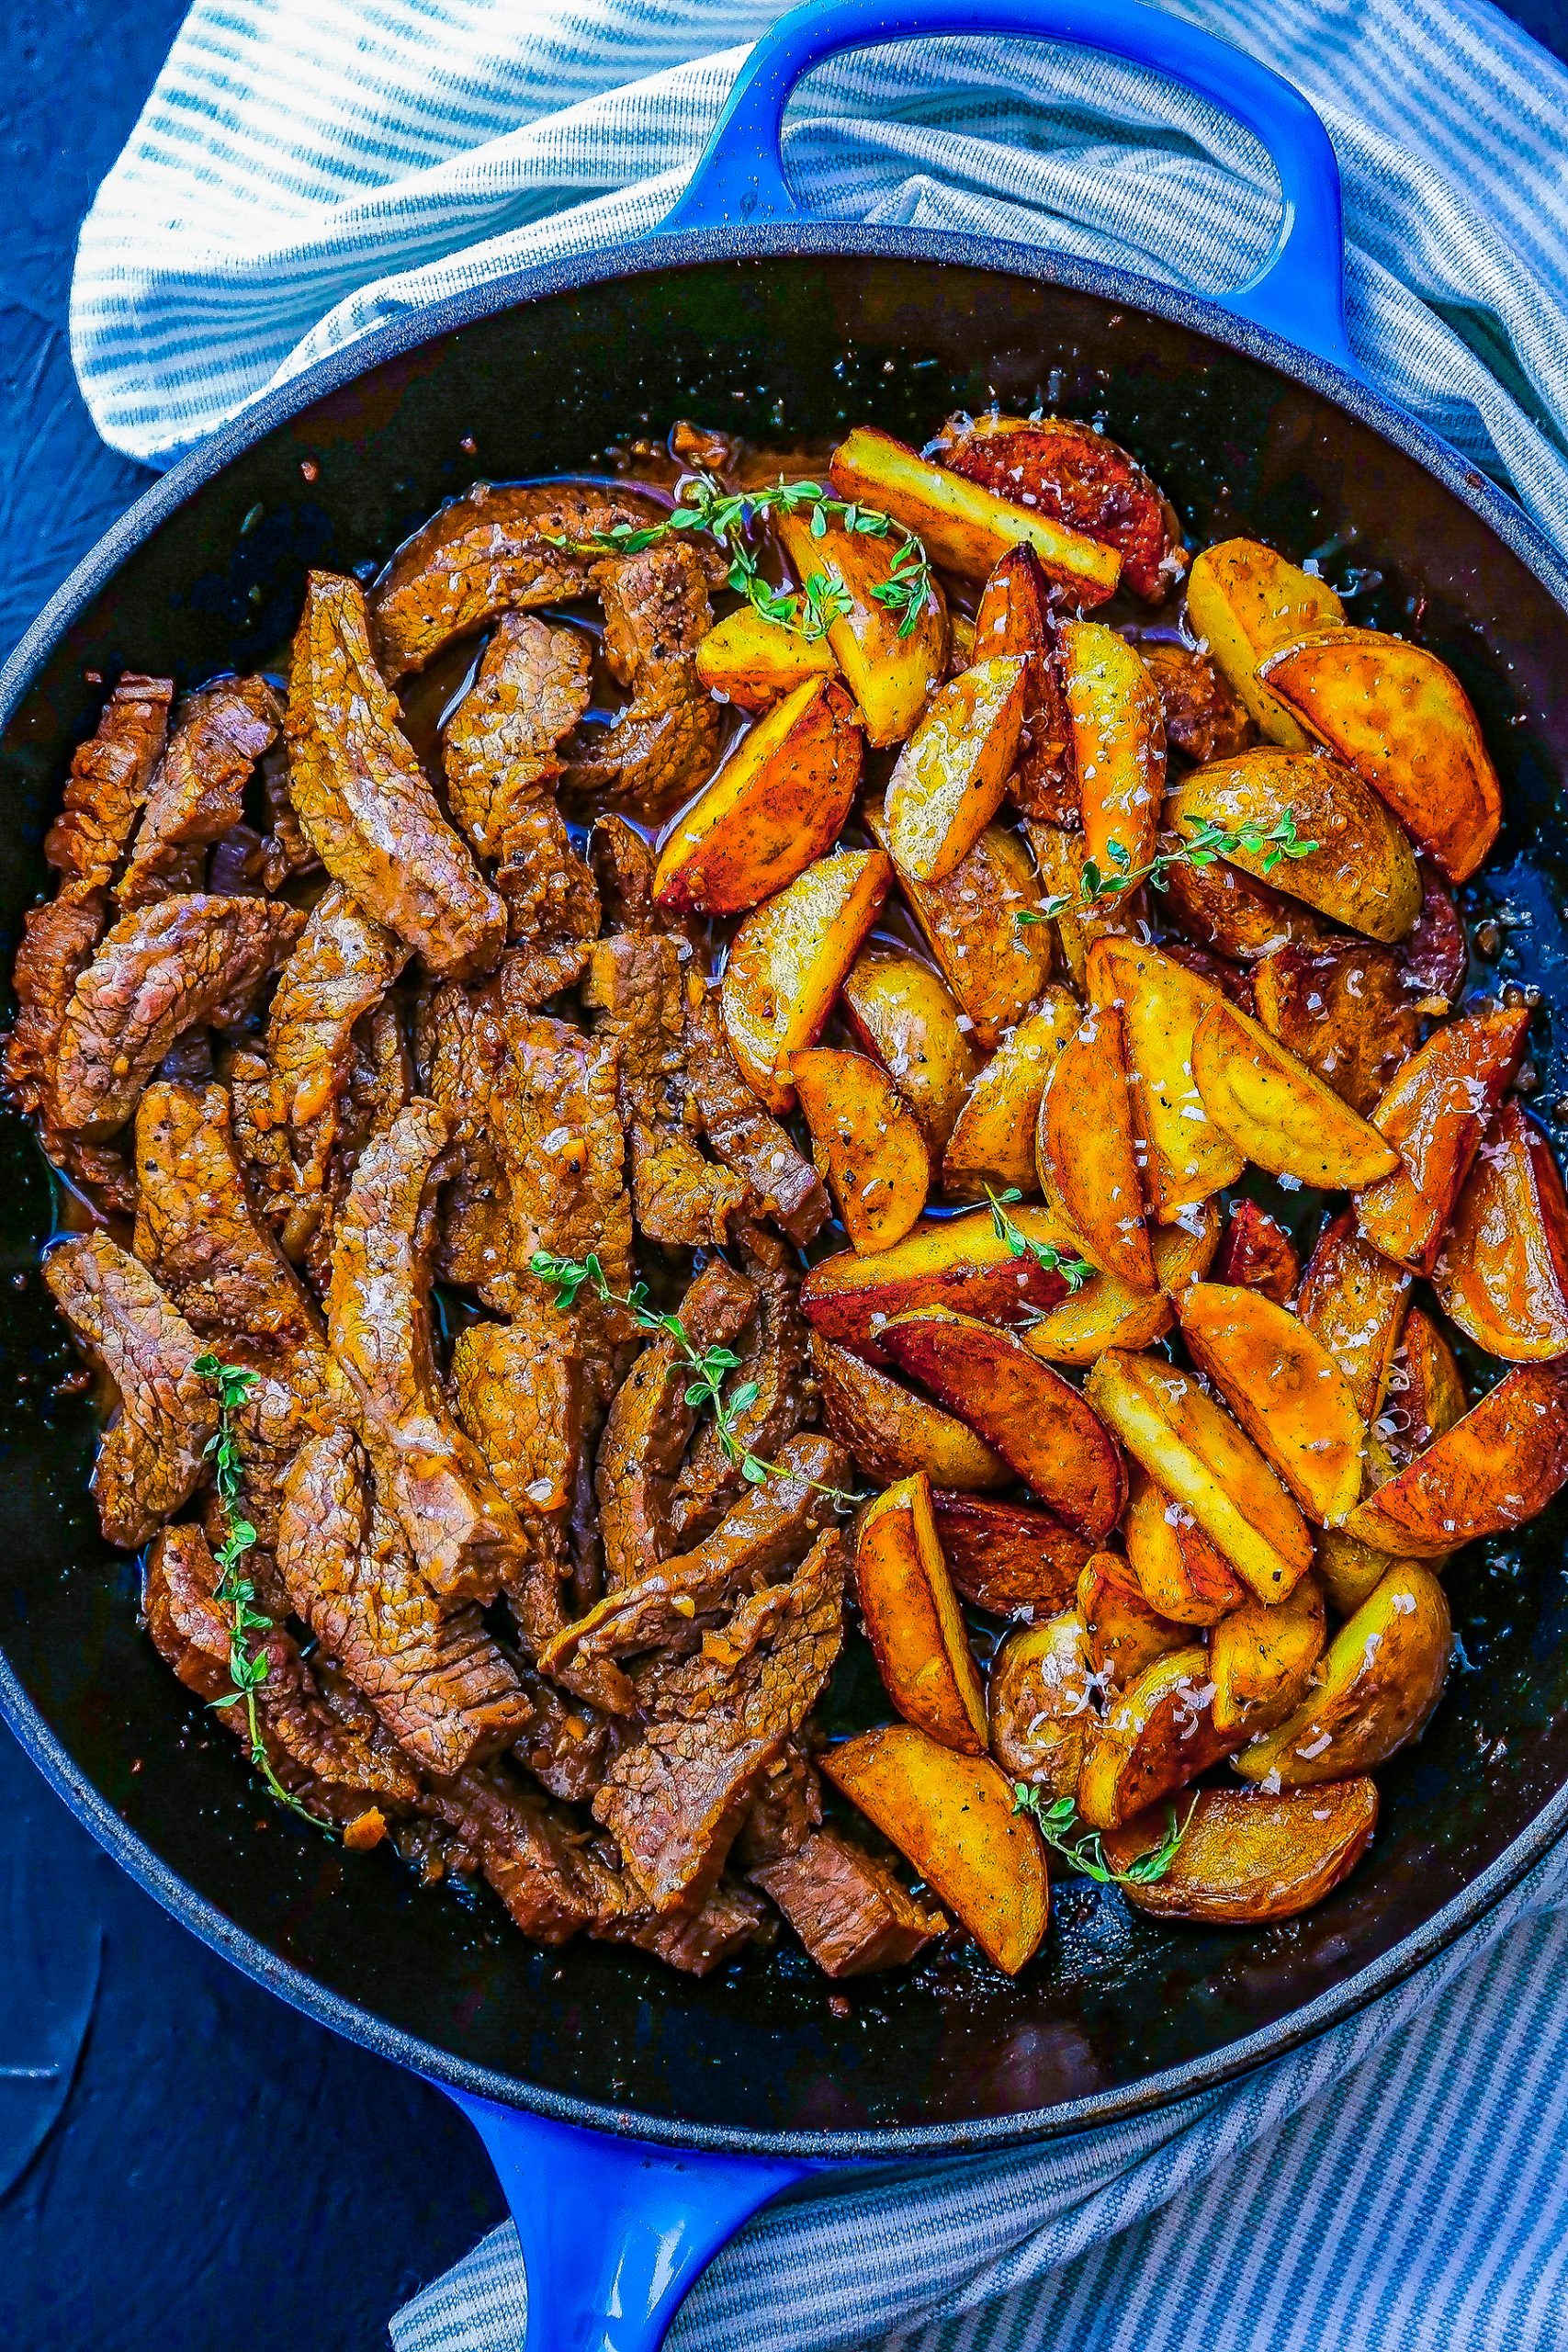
[512,1664,629,1805]
[601,1877,771,1975]
[417,974,512,1284]
[43,673,173,897]
[751,1828,948,1977]
[118,677,282,908]
[589,813,666,935]
[563,545,721,816]
[6,891,135,1213]
[449,1317,581,1660]
[265,879,410,1166]
[198,1348,345,1613]
[493,802,603,1008]
[443,612,592,859]
[133,1081,320,1351]
[683,989,829,1248]
[671,1252,815,1544]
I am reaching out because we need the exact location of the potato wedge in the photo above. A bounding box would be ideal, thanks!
[1437,1104,1568,1362]
[1252,938,1419,1116]
[694,605,838,713]
[886,655,1030,883]
[1101,1781,1377,1922]
[792,1046,931,1252]
[1124,1467,1246,1624]
[813,1335,1010,1492]
[721,848,890,1111]
[942,985,1078,1194]
[1357,1003,1529,1274]
[1233,1562,1450,1786]
[1077,1645,1240,1831]
[1085,1351,1313,1600]
[1020,816,1135,990]
[939,413,1182,602]
[1021,1205,1219,1365]
[1342,1362,1568,1557]
[1190,997,1401,1189]
[1177,1283,1367,1525]
[831,423,1122,599]
[1213,1199,1298,1304]
[1297,1212,1412,1421]
[800,1204,1077,1361]
[882,1307,1127,1541]
[973,544,1072,819]
[930,1490,1091,1616]
[774,509,947,749]
[841,947,980,1159]
[855,1474,987,1753]
[1160,837,1323,963]
[1168,748,1419,944]
[1259,628,1502,882]
[1077,1550,1187,1690]
[1384,1306,1467,1463]
[1087,938,1246,1216]
[1184,538,1346,746]
[988,1612,1094,1794]
[653,675,862,914]
[821,1723,1048,1973]
[1060,623,1166,881]
[867,801,1053,1047]
[1210,1576,1326,1736]
[1037,1001,1155,1286]
[1314,1432,1438,1615]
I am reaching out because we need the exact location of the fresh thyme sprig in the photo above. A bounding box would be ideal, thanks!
[983,1186,1096,1294]
[195,1352,335,1835]
[530,1250,863,1509]
[549,470,934,641]
[1018,811,1318,928]
[1012,1784,1197,1887]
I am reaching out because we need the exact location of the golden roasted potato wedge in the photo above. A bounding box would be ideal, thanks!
[1314,1433,1438,1615]
[1101,1780,1377,1922]
[1384,1306,1467,1463]
[1168,748,1419,944]
[1213,1198,1299,1303]
[1021,1205,1219,1365]
[831,423,1122,599]
[1037,1001,1155,1286]
[800,1204,1078,1361]
[1190,997,1401,1189]
[882,1306,1128,1541]
[813,1335,1010,1492]
[1085,1351,1313,1600]
[694,605,838,713]
[841,947,980,1159]
[652,675,862,915]
[1259,627,1502,882]
[1160,835,1323,962]
[1252,938,1419,1116]
[1060,623,1165,882]
[1077,1550,1187,1690]
[866,800,1053,1047]
[1177,1282,1367,1525]
[1234,1562,1450,1786]
[1077,1645,1240,1830]
[930,1490,1091,1615]
[721,848,890,1111]
[1087,938,1246,1216]
[988,1612,1094,1794]
[938,412,1181,602]
[1297,1212,1412,1421]
[1357,1003,1529,1274]
[1184,537,1346,746]
[821,1723,1048,1973]
[775,509,946,749]
[1342,1362,1568,1557]
[1437,1103,1568,1362]
[886,655,1030,883]
[1210,1576,1326,1736]
[942,985,1078,1195]
[855,1474,987,1753]
[1020,816,1135,990]
[973,544,1072,819]
[1124,1467,1246,1624]
[792,1046,931,1253]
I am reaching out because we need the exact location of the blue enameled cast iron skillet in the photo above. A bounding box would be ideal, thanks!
[6,4,1568,2344]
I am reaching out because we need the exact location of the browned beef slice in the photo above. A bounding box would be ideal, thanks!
[278,1428,531,1776]
[257,742,320,887]
[419,1763,619,1944]
[286,570,505,979]
[325,1096,525,1604]
[449,1317,581,1659]
[133,1081,321,1350]
[593,1529,846,1910]
[494,803,603,1007]
[671,1253,815,1544]
[298,997,413,1291]
[443,613,593,857]
[602,1877,772,1976]
[1141,643,1254,764]
[266,878,410,1167]
[198,1348,344,1613]
[53,893,304,1138]
[119,677,282,907]
[682,990,829,1248]
[44,673,174,895]
[582,934,746,1247]
[512,1664,629,1805]
[588,814,663,934]
[5,890,136,1214]
[369,482,676,680]
[751,1828,947,1977]
[732,1742,822,1871]
[595,1255,757,1590]
[562,545,721,815]
[43,1234,216,1548]
[417,974,512,1284]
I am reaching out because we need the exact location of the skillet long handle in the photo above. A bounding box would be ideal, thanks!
[660,0,1356,375]
[446,2089,818,2351]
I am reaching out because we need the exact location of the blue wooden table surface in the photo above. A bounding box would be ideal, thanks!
[4,3,1565,2346]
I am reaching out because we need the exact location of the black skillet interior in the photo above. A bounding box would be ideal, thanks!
[4,251,1568,2147]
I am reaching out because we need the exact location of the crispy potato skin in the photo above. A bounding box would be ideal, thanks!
[835,423,1122,598]
[1233,1562,1450,1785]
[1102,1781,1377,1922]
[1077,1550,1186,1690]
[940,413,1181,602]
[1357,1003,1529,1274]
[842,948,980,1160]
[1077,1645,1241,1830]
[886,656,1029,883]
[1437,1104,1568,1361]
[973,545,1073,819]
[792,1046,931,1254]
[1021,1206,1219,1366]
[942,985,1077,1195]
[1343,1362,1568,1556]
[720,848,890,1110]
[869,802,1053,1047]
[988,1611,1094,1793]
[1298,1212,1412,1421]
[1213,1199,1299,1304]
[854,1474,987,1753]
[1184,537,1346,745]
[1021,817,1138,990]
[1253,939,1419,1116]
[813,1334,1010,1493]
[1210,1576,1326,1735]
[776,508,947,750]
[1038,1001,1156,1287]
[1160,835,1324,963]
[1191,997,1401,1190]
[1384,1306,1467,1463]
[1088,938,1245,1216]
[653,675,862,915]
[1124,1467,1246,1624]
[694,607,837,712]
[1061,623,1166,880]
[1170,748,1419,944]
[800,1206,1073,1362]
[1177,1282,1367,1526]
[930,1490,1091,1615]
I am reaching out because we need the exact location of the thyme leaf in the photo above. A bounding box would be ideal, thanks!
[983,1186,1095,1293]
[1017,810,1318,928]
[1011,1783,1198,1887]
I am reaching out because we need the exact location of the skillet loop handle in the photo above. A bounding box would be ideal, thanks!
[661,0,1356,376]
[447,2091,817,2352]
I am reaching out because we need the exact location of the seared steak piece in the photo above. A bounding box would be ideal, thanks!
[671,1252,815,1544]
[133,1081,320,1351]
[326,1098,525,1603]
[443,613,592,859]
[563,545,721,815]
[417,974,513,1284]
[602,1877,771,1975]
[512,1664,629,1805]
[53,893,304,1138]
[118,678,282,908]
[682,990,829,1248]
[449,1317,581,1660]
[297,996,414,1292]
[733,1742,822,1872]
[286,571,505,978]
[197,1348,345,1613]
[6,891,136,1213]
[43,673,173,897]
[493,803,603,1007]
[751,1829,947,1977]
[266,879,410,1166]
[593,1529,846,1910]
[588,813,664,934]
[43,1234,216,1549]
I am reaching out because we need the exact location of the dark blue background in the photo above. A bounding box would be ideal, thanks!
[3,2,1565,2346]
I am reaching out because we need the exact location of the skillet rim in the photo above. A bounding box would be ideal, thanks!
[3,220,1567,2160]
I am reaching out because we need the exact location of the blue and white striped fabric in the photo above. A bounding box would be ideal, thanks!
[72,2,1568,2346]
